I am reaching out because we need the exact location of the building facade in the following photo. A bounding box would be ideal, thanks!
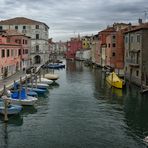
[0,30,31,79]
[124,23,148,86]
[0,17,49,65]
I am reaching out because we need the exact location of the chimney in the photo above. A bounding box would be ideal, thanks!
[128,23,132,31]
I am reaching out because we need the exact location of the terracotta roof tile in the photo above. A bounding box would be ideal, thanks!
[0,17,49,28]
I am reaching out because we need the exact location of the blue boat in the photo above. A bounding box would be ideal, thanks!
[26,90,38,97]
[48,63,65,69]
[25,87,46,94]
[0,101,22,115]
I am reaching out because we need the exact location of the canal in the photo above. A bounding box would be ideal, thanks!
[0,60,148,148]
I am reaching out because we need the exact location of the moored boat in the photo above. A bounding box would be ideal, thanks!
[45,74,59,81]
[27,83,49,89]
[48,63,65,69]
[37,78,53,85]
[106,72,124,89]
[0,101,22,115]
[10,88,38,106]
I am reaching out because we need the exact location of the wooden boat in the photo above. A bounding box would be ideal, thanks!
[10,88,38,106]
[106,72,124,89]
[45,74,59,81]
[0,101,22,115]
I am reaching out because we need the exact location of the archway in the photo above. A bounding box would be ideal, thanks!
[34,55,41,64]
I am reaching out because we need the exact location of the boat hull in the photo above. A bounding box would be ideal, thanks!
[106,72,123,89]
[10,96,38,106]
[0,104,22,115]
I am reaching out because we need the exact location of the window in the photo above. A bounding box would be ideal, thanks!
[1,49,5,58]
[112,35,116,39]
[36,45,39,51]
[23,26,26,29]
[25,40,27,44]
[112,43,116,47]
[0,26,2,30]
[137,35,140,43]
[36,25,39,29]
[15,26,18,30]
[25,49,28,54]
[108,44,110,48]
[18,49,21,55]
[131,36,134,43]
[112,52,116,56]
[11,49,14,56]
[7,49,10,57]
[125,36,128,43]
[136,70,139,76]
[36,34,39,39]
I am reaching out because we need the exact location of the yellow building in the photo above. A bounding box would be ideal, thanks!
[81,36,91,49]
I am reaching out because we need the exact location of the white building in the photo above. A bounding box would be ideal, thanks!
[0,17,49,65]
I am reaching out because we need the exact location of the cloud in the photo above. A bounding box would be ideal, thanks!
[0,0,148,41]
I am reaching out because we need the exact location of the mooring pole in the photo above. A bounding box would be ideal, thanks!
[2,85,9,122]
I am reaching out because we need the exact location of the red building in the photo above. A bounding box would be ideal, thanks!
[66,37,82,60]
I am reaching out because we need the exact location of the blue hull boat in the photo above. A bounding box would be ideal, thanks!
[48,63,65,69]
[0,101,22,115]
[26,87,46,94]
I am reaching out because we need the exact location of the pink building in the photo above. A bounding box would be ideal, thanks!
[0,30,31,79]
[66,37,82,60]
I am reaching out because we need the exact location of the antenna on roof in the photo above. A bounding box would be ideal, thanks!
[144,10,148,22]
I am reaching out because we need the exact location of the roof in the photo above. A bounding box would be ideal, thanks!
[0,17,49,28]
[99,27,116,34]
[124,23,148,33]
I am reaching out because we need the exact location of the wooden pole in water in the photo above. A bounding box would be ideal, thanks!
[19,77,22,100]
[39,70,41,82]
[2,85,8,122]
[35,74,37,88]
[25,76,28,93]
[31,73,33,88]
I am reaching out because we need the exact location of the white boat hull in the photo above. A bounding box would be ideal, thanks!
[10,96,38,106]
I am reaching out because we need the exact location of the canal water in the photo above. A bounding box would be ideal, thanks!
[0,60,148,148]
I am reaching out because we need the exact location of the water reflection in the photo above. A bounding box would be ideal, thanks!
[124,86,148,139]
[21,106,37,116]
[0,114,23,126]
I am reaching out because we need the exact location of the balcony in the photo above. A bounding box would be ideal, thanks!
[126,58,140,68]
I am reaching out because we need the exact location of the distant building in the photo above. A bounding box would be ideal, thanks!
[0,17,49,64]
[66,37,82,60]
[124,23,148,86]
[91,34,99,65]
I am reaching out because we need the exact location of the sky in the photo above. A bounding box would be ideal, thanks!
[0,0,148,42]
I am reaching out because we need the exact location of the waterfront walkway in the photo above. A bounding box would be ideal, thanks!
[0,70,26,92]
[0,64,44,93]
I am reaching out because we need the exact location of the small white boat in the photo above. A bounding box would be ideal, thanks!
[10,96,37,106]
[27,82,49,89]
[45,74,59,81]
[0,101,22,115]
[37,78,53,85]
[10,88,38,106]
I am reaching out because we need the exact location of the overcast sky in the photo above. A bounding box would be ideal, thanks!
[0,0,148,41]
